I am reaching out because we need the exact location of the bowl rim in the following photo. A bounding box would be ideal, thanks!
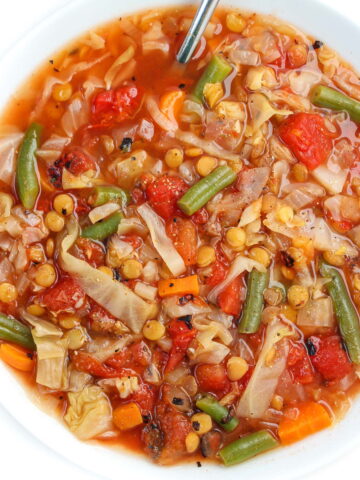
[1,0,360,479]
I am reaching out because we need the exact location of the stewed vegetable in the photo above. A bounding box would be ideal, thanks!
[1,4,360,468]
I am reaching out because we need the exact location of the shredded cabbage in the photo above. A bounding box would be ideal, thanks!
[208,255,266,305]
[237,320,292,418]
[59,217,153,333]
[248,93,291,130]
[104,45,135,90]
[64,385,112,440]
[22,310,68,390]
[297,297,335,329]
[137,203,186,277]
[312,165,348,195]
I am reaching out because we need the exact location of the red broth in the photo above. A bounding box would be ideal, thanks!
[1,5,360,467]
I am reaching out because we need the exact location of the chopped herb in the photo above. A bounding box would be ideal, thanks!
[281,250,295,268]
[120,137,133,153]
[312,40,324,49]
[143,414,151,423]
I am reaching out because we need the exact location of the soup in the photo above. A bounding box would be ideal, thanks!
[1,4,360,467]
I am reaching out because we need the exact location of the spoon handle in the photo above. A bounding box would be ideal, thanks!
[176,0,220,64]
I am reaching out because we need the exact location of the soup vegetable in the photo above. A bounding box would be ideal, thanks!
[1,5,360,467]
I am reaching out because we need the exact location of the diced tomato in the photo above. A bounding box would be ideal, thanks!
[287,342,314,385]
[76,237,105,267]
[328,217,354,234]
[165,217,197,266]
[121,235,143,249]
[196,364,230,395]
[156,402,192,462]
[190,207,208,225]
[218,275,244,316]
[146,175,188,220]
[56,147,96,176]
[75,197,91,216]
[41,277,85,313]
[205,246,229,288]
[165,319,197,373]
[131,187,145,205]
[308,335,352,381]
[130,382,156,414]
[279,113,333,170]
[36,196,52,213]
[71,351,128,378]
[91,85,143,125]
[106,341,151,370]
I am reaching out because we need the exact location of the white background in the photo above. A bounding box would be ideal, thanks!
[0,0,359,479]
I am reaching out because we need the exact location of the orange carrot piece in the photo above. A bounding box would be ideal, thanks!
[113,402,143,431]
[159,90,185,122]
[278,402,332,445]
[158,275,200,298]
[0,343,34,372]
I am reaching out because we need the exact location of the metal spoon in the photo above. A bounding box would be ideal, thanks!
[176,0,220,64]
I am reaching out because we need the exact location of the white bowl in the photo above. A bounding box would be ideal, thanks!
[1,0,360,478]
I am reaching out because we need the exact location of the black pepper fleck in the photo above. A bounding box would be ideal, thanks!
[169,282,175,287]
[197,461,202,468]
[172,397,184,405]
[178,83,186,89]
[120,137,133,153]
[312,40,324,49]
[306,339,317,356]
[178,315,192,329]
[49,59,54,64]
[192,421,200,431]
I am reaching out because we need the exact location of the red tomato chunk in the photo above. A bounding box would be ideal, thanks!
[279,113,333,170]
[146,175,188,220]
[41,277,85,313]
[92,85,143,125]
[308,335,352,381]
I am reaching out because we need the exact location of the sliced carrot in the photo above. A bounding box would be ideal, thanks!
[113,402,143,431]
[158,275,200,298]
[159,90,185,122]
[0,343,35,372]
[278,402,332,445]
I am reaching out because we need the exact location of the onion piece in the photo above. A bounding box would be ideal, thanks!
[208,255,266,305]
[238,197,262,227]
[297,297,335,328]
[237,320,292,418]
[146,95,178,132]
[162,296,211,318]
[59,217,153,333]
[175,130,241,162]
[104,45,135,90]
[312,165,348,195]
[37,134,71,164]
[134,282,158,302]
[137,203,186,277]
[88,203,120,224]
[61,96,89,137]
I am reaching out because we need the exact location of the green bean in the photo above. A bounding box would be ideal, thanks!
[219,430,279,466]
[196,395,239,432]
[16,122,42,209]
[238,270,269,334]
[177,165,236,216]
[0,313,35,350]
[81,212,122,241]
[89,185,130,208]
[239,269,269,333]
[319,259,360,363]
[193,55,233,103]
[311,85,360,123]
